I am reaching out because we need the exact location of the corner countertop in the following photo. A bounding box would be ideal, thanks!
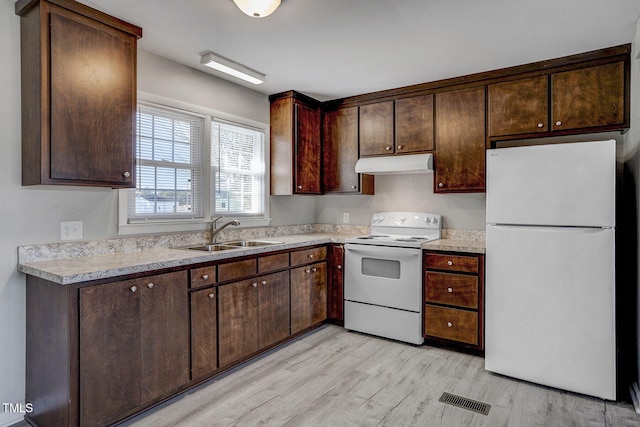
[18,226,485,285]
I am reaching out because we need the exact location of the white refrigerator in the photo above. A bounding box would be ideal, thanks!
[485,139,617,400]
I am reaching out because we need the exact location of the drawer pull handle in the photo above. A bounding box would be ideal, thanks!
[208,293,215,299]
[447,260,453,266]
[337,265,342,270]
[537,123,544,128]
[385,146,391,151]
[351,185,357,189]
[397,145,403,150]
[297,185,303,190]
[447,322,453,328]
[305,269,311,274]
[123,171,131,178]
[308,254,314,259]
[252,282,258,288]
[147,283,154,289]
[312,267,317,272]
[447,287,453,293]
[202,274,209,280]
[130,286,137,293]
[555,120,562,126]
[261,280,267,285]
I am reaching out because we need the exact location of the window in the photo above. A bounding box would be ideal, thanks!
[212,120,265,217]
[119,98,269,235]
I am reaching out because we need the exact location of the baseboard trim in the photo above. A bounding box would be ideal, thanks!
[630,382,640,414]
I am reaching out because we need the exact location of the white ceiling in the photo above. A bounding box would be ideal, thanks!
[80,0,640,102]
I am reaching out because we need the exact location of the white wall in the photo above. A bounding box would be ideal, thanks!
[315,166,486,230]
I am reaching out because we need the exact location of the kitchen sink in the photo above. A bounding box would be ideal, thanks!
[175,244,238,252]
[222,240,284,247]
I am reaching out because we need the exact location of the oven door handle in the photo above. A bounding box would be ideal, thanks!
[345,246,420,257]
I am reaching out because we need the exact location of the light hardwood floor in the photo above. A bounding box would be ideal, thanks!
[115,325,639,427]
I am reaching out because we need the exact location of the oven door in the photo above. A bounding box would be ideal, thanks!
[344,243,422,312]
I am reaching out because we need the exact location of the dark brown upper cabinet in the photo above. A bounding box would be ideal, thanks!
[359,101,395,156]
[435,86,486,193]
[16,0,142,187]
[489,61,626,138]
[270,91,321,195]
[322,107,374,194]
[394,94,434,153]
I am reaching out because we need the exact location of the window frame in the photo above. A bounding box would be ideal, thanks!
[118,92,271,236]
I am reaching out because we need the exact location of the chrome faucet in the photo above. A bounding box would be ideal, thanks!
[209,216,240,244]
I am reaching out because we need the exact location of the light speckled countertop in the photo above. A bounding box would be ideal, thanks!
[18,225,485,285]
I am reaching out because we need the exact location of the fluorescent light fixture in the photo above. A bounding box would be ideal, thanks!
[200,52,265,85]
[233,0,281,18]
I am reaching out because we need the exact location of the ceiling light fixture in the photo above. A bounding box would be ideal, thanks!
[200,52,265,85]
[232,0,281,18]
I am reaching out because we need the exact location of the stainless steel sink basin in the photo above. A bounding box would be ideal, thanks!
[222,240,284,247]
[176,244,237,252]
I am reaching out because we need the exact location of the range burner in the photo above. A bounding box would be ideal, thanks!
[346,211,442,248]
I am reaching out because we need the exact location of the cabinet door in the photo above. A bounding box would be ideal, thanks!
[291,262,328,334]
[79,279,142,427]
[191,288,218,380]
[359,101,394,156]
[322,107,374,194]
[435,86,486,193]
[488,75,548,136]
[258,271,291,348]
[139,272,189,402]
[218,279,259,367]
[551,61,625,131]
[49,7,135,186]
[294,101,321,194]
[395,94,434,153]
[327,244,344,322]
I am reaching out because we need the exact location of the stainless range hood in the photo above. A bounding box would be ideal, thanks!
[354,153,434,175]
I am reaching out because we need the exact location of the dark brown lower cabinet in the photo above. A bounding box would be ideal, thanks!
[191,288,218,380]
[327,244,344,324]
[79,271,189,427]
[291,262,328,334]
[218,271,291,367]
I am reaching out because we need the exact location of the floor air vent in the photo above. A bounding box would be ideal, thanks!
[439,392,491,416]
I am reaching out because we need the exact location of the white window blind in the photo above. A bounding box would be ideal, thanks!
[128,104,205,221]
[211,120,265,216]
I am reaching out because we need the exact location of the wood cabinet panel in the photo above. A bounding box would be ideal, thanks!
[190,265,216,288]
[218,258,257,283]
[191,288,218,380]
[18,1,140,187]
[79,279,142,427]
[425,271,478,309]
[488,75,549,136]
[290,246,327,267]
[270,96,294,195]
[294,102,322,194]
[552,61,625,131]
[322,107,374,194]
[218,279,259,367]
[359,101,394,156]
[425,306,478,345]
[258,253,289,273]
[425,253,479,273]
[434,86,486,193]
[258,271,291,347]
[327,244,344,323]
[291,262,328,334]
[395,94,434,153]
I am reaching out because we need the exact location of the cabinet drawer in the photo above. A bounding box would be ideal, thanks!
[218,259,257,283]
[425,271,478,309]
[290,246,327,267]
[258,253,289,273]
[425,305,478,345]
[190,266,217,288]
[425,253,479,273]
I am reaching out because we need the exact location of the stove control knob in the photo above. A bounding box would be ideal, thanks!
[378,215,385,222]
[400,216,406,223]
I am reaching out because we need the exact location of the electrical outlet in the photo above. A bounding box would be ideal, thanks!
[61,221,83,241]
[342,212,350,223]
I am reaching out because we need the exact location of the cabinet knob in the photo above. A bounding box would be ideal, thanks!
[297,185,303,190]
[252,282,258,288]
[123,171,131,178]
[261,280,267,285]
[147,282,154,289]
[351,185,357,189]
[305,269,311,273]
[447,287,453,293]
[397,145,403,150]
[202,274,209,280]
[312,267,317,272]
[555,120,562,126]
[385,146,391,151]
[438,183,444,188]
[208,293,215,299]
[447,260,453,266]
[447,322,453,328]
[130,285,137,293]
[537,123,544,128]
[337,265,342,270]
[308,254,314,259]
